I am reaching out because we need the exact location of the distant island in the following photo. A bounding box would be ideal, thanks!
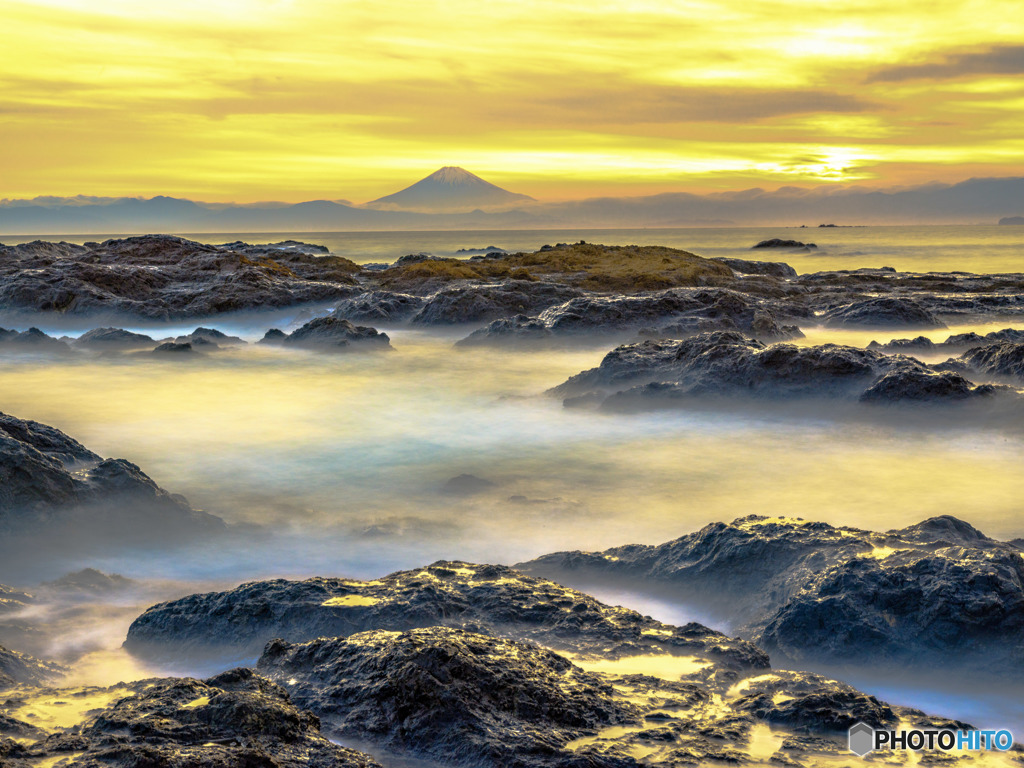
[999,216,1024,225]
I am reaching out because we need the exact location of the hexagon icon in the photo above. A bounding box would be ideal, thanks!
[849,722,875,757]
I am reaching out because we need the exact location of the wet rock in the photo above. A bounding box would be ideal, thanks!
[733,671,897,731]
[866,335,935,353]
[752,239,816,249]
[410,281,584,325]
[73,327,156,350]
[0,644,66,690]
[281,316,391,351]
[714,257,798,278]
[152,341,200,355]
[124,561,767,673]
[959,341,1024,380]
[333,290,426,323]
[0,327,72,354]
[176,327,247,346]
[0,235,360,319]
[258,627,637,768]
[520,514,1024,678]
[859,368,1000,402]
[459,290,806,347]
[218,239,331,256]
[0,410,224,547]
[40,568,135,595]
[550,331,937,405]
[13,668,381,768]
[257,328,287,345]
[823,297,946,329]
[441,474,497,496]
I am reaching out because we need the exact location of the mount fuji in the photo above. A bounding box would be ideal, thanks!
[364,166,535,212]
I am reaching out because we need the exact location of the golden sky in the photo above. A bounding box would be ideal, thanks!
[3,0,1024,203]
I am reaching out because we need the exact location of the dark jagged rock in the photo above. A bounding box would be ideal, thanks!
[0,644,66,689]
[0,327,72,354]
[751,239,816,249]
[959,341,1024,380]
[333,290,426,323]
[458,290,807,347]
[125,561,767,674]
[859,368,1000,402]
[217,239,331,256]
[9,668,381,768]
[519,514,1024,678]
[0,410,224,542]
[151,341,199,355]
[549,331,956,407]
[257,328,288,345]
[410,281,584,325]
[0,235,360,320]
[73,327,156,350]
[866,335,935,352]
[823,297,946,329]
[713,257,798,278]
[732,671,897,731]
[257,627,637,768]
[441,473,497,496]
[41,568,135,595]
[282,316,391,351]
[175,327,247,346]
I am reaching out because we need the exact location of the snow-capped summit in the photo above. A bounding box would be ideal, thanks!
[364,167,534,212]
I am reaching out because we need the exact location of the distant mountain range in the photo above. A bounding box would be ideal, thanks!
[1,169,1023,234]
[365,166,534,212]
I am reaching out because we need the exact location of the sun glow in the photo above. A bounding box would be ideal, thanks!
[3,0,1024,201]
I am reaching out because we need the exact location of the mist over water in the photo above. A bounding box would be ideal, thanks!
[1,226,1023,742]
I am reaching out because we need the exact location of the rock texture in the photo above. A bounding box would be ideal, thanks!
[73,327,156,350]
[123,562,983,767]
[0,668,381,768]
[458,291,806,346]
[751,239,816,249]
[520,514,1024,678]
[0,410,224,540]
[0,235,360,319]
[280,316,391,351]
[823,297,946,329]
[0,644,66,690]
[258,627,636,767]
[125,562,767,675]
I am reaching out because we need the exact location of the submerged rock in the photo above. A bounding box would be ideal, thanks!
[281,316,391,351]
[441,473,497,495]
[519,514,1024,678]
[6,668,381,768]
